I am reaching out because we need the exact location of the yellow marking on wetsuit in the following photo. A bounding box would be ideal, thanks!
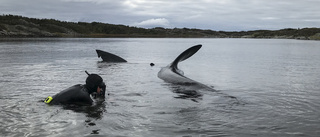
[44,96,53,104]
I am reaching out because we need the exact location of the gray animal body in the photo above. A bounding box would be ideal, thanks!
[157,44,215,91]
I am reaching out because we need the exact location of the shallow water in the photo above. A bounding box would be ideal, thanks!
[1,38,320,137]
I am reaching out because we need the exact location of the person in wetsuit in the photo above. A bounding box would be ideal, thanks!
[44,72,106,105]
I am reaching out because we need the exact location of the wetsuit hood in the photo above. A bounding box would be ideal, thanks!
[85,74,104,94]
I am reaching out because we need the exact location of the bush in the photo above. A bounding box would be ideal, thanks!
[309,33,320,40]
[0,24,7,31]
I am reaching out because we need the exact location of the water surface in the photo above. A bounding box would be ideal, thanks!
[1,38,320,137]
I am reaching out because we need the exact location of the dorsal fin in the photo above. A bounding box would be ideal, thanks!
[96,49,127,62]
[170,44,202,69]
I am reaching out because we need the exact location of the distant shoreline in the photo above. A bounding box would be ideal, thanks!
[1,14,320,40]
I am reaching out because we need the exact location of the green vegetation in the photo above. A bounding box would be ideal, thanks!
[1,14,320,40]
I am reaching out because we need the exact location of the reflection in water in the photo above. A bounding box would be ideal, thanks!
[164,83,241,105]
[167,84,203,102]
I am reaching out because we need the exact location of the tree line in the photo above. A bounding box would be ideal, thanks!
[1,14,320,40]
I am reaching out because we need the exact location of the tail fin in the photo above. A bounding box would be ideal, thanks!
[170,44,202,69]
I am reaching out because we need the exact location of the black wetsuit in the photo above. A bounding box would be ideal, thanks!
[49,84,93,105]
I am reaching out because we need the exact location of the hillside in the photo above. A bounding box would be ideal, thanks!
[1,14,320,40]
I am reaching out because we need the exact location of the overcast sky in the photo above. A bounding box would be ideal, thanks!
[1,0,319,31]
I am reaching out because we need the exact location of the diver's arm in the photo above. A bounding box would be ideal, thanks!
[76,89,94,105]
[82,95,94,105]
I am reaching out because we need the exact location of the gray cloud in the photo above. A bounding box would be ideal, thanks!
[1,0,319,31]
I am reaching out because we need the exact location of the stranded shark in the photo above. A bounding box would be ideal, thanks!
[157,45,239,102]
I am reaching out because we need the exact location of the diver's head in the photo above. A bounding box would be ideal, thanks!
[85,73,105,96]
